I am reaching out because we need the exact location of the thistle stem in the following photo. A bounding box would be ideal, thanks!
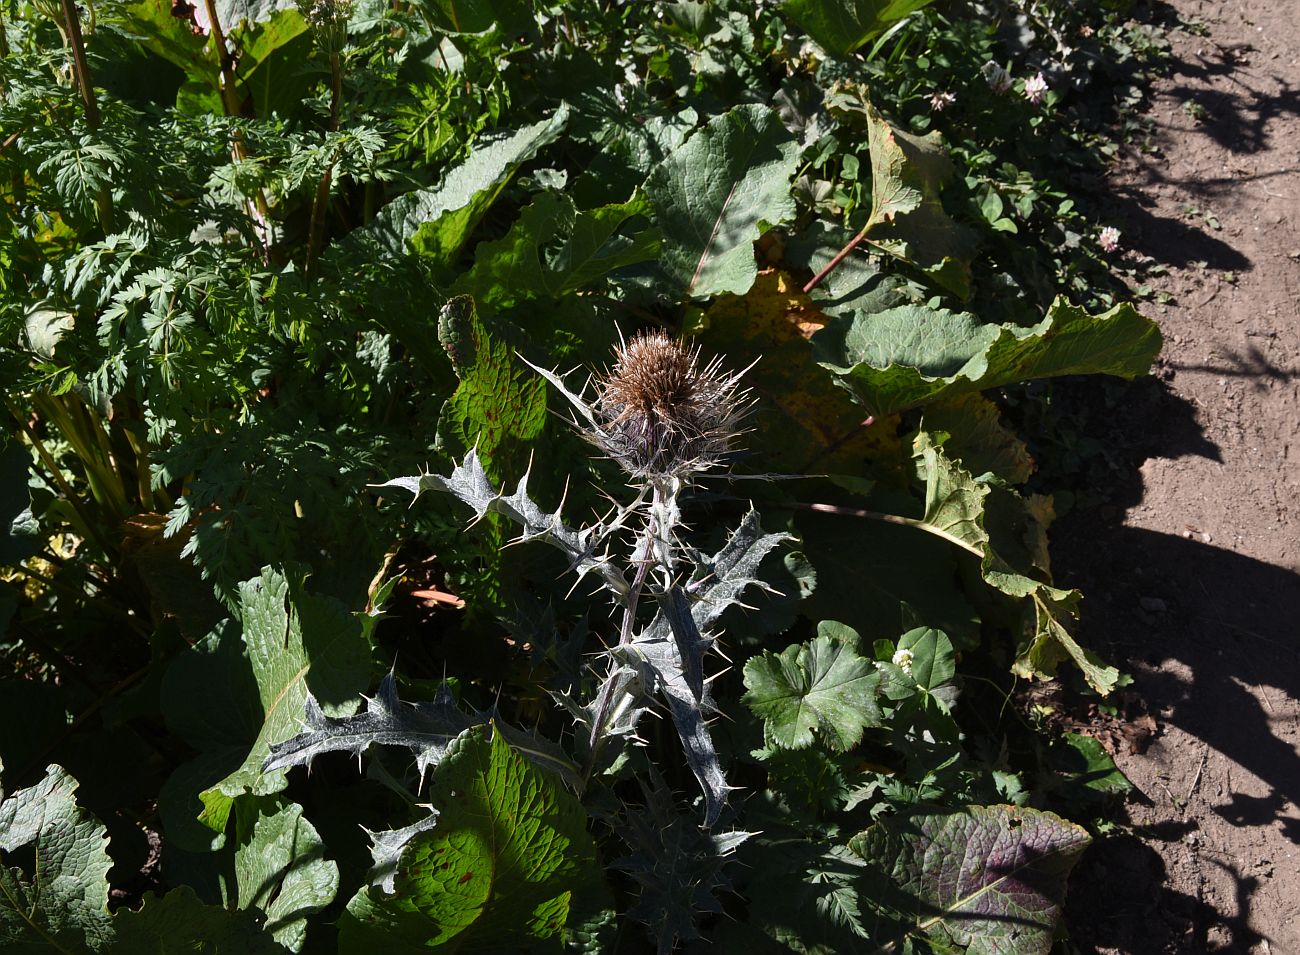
[583,517,655,783]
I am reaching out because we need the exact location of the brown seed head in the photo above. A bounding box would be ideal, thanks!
[592,331,747,479]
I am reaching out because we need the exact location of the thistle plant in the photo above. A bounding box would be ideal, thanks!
[267,327,782,828]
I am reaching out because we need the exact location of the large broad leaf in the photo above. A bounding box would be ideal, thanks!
[197,568,373,837]
[645,104,798,299]
[694,270,902,474]
[814,297,1163,418]
[234,801,338,952]
[337,727,604,953]
[908,433,1120,694]
[159,621,263,852]
[434,296,547,482]
[825,86,973,296]
[796,499,981,651]
[783,0,936,57]
[0,442,40,565]
[923,392,1035,485]
[454,192,660,310]
[419,0,535,35]
[360,107,569,265]
[0,765,113,953]
[110,887,286,954]
[0,767,287,954]
[743,621,882,752]
[847,805,1090,954]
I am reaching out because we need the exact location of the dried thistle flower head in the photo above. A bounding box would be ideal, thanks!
[591,331,748,480]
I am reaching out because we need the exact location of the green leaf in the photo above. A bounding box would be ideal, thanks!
[337,727,603,953]
[434,296,547,482]
[826,85,973,295]
[881,626,956,700]
[847,805,1090,954]
[783,0,936,57]
[695,271,904,475]
[796,501,981,651]
[743,621,882,752]
[1048,733,1133,801]
[0,765,113,953]
[234,800,338,952]
[908,433,1121,694]
[362,107,570,265]
[814,297,1164,417]
[455,192,660,309]
[110,887,286,955]
[645,104,799,299]
[419,0,535,35]
[923,393,1035,484]
[0,767,289,954]
[159,621,263,852]
[198,568,372,837]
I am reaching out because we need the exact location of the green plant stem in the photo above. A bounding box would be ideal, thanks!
[328,51,343,131]
[5,399,117,558]
[802,223,873,294]
[795,501,984,558]
[33,393,131,519]
[202,0,273,256]
[58,0,113,233]
[305,147,341,275]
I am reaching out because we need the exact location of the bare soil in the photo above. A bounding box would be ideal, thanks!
[1055,1,1300,951]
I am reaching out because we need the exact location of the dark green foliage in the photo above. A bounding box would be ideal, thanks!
[2,0,1160,948]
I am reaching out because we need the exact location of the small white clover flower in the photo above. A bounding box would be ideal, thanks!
[928,91,957,113]
[982,61,1013,94]
[1023,73,1049,105]
[1098,226,1122,253]
[891,647,915,675]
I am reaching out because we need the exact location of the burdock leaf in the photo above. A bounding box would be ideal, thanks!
[646,104,799,299]
[847,805,1091,954]
[337,728,604,953]
[377,450,630,598]
[825,87,974,295]
[696,270,904,474]
[234,801,337,953]
[742,621,882,752]
[908,433,1120,694]
[455,192,660,308]
[782,0,936,57]
[359,106,569,264]
[110,887,285,954]
[0,765,113,953]
[198,568,373,837]
[814,297,1163,418]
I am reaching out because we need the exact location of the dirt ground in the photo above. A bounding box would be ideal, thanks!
[1055,1,1300,952]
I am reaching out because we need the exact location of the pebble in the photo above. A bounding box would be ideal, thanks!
[1140,596,1169,613]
